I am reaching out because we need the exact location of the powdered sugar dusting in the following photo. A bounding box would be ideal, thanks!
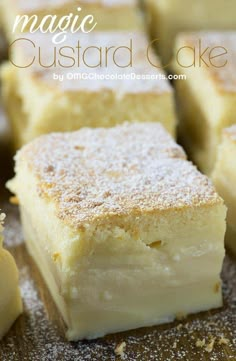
[15,122,222,229]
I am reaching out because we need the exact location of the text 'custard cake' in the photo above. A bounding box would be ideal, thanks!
[1,0,143,39]
[144,0,236,64]
[1,31,176,148]
[0,213,22,339]
[8,122,226,341]
[212,126,236,254]
[173,32,236,174]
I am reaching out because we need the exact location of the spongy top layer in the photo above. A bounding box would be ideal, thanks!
[15,122,222,229]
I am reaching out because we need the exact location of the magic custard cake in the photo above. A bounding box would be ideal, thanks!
[0,213,22,339]
[1,0,142,39]
[212,126,236,254]
[8,122,226,341]
[173,32,236,175]
[1,31,176,148]
[144,0,236,64]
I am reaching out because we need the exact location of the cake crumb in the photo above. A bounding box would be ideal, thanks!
[205,337,215,353]
[115,342,126,359]
[9,196,19,205]
[196,339,205,348]
[176,323,183,330]
[218,336,230,345]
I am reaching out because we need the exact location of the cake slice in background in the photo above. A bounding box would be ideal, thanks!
[173,31,236,175]
[144,0,236,64]
[8,122,226,341]
[1,31,176,148]
[212,126,236,254]
[0,213,22,340]
[1,0,143,40]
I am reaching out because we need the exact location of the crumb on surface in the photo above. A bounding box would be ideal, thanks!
[205,337,215,353]
[218,336,230,345]
[115,341,126,359]
[196,339,206,348]
[176,323,183,330]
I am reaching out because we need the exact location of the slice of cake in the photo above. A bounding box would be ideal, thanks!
[1,0,143,40]
[0,213,22,339]
[1,31,176,148]
[144,0,236,64]
[8,122,226,341]
[173,32,236,175]
[212,126,236,254]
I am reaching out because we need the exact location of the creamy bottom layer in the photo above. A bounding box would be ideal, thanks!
[21,207,224,341]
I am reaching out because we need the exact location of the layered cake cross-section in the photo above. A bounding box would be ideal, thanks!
[173,32,236,174]
[0,213,22,340]
[8,122,226,341]
[1,31,176,148]
[212,126,236,254]
[144,0,236,64]
[1,0,143,39]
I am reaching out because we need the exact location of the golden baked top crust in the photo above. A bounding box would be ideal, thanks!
[224,125,236,142]
[14,0,136,12]
[175,32,236,93]
[15,122,222,229]
[12,31,172,95]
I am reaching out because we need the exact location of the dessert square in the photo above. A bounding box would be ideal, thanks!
[8,122,226,341]
[173,32,236,174]
[212,126,236,254]
[1,31,176,148]
[144,0,236,64]
[0,214,22,339]
[1,0,143,40]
